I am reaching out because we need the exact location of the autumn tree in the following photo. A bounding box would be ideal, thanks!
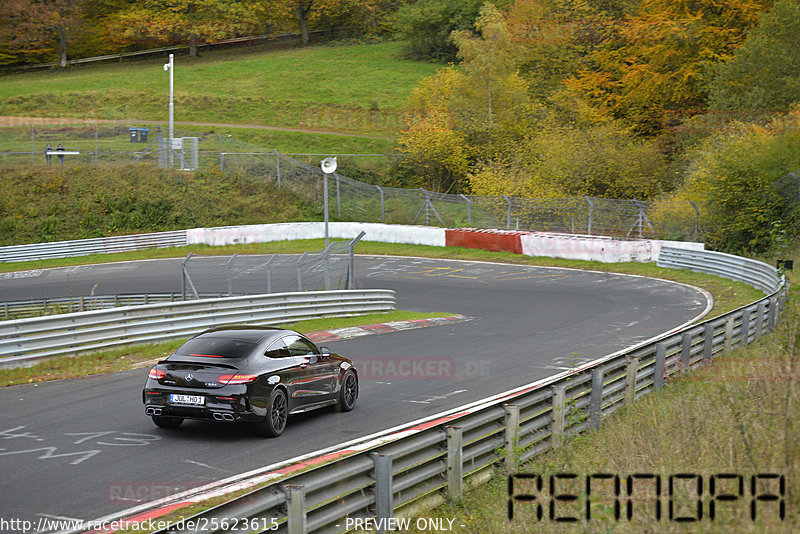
[566,0,771,137]
[0,0,87,66]
[255,0,379,45]
[708,0,800,115]
[398,4,536,191]
[103,0,258,56]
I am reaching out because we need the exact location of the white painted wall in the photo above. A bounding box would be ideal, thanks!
[187,223,447,248]
[519,232,704,263]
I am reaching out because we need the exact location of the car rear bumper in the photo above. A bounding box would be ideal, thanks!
[143,388,263,423]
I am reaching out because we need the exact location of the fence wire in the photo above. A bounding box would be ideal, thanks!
[181,236,362,298]
[2,121,705,240]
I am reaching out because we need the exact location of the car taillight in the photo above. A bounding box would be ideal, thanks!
[217,374,258,385]
[148,367,166,380]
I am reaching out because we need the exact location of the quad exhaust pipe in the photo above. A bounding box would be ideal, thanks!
[145,407,163,416]
[212,412,235,422]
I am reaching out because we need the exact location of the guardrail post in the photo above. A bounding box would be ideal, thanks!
[625,357,638,405]
[680,332,692,372]
[654,343,667,390]
[768,297,778,332]
[756,301,766,338]
[590,368,604,430]
[446,426,463,501]
[703,323,715,363]
[551,386,566,448]
[284,485,306,534]
[740,308,751,347]
[724,315,735,354]
[504,404,521,471]
[371,453,393,533]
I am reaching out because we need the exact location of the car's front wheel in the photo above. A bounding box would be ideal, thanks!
[152,415,183,429]
[258,388,288,437]
[335,370,358,412]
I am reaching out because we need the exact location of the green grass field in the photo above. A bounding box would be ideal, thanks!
[0,42,437,141]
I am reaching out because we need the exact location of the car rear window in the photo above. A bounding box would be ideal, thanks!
[172,337,257,359]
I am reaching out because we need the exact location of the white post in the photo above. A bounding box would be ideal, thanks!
[165,54,174,169]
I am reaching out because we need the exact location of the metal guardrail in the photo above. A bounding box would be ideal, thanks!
[127,249,787,534]
[0,230,187,262]
[0,293,227,321]
[0,289,396,369]
[658,246,780,293]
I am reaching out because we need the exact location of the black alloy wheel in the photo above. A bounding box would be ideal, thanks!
[336,370,357,412]
[260,388,288,437]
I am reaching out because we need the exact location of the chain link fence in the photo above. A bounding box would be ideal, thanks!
[181,233,364,299]
[2,120,704,240]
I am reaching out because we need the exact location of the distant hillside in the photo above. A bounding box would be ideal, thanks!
[0,42,437,140]
[0,165,317,246]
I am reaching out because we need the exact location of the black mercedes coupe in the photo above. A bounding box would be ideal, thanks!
[142,326,358,437]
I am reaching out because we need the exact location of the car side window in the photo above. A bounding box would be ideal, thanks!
[282,335,317,357]
[264,339,291,359]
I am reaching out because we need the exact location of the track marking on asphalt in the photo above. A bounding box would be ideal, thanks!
[403,389,468,405]
[182,459,236,474]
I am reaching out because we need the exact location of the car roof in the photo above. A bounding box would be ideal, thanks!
[194,326,295,344]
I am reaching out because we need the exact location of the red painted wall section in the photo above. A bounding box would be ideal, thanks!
[445,229,525,254]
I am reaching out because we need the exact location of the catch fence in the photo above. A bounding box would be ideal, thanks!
[1,121,702,239]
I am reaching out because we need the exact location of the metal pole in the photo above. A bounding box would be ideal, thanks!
[376,185,385,223]
[94,123,98,163]
[168,53,174,169]
[216,132,223,171]
[323,171,329,247]
[372,454,393,533]
[584,196,594,235]
[446,426,463,501]
[504,404,521,471]
[336,174,341,218]
[284,485,306,534]
[502,195,512,229]
[31,125,34,164]
[460,194,471,225]
[275,149,281,187]
[590,368,604,430]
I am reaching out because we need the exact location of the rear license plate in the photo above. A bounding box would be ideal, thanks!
[170,394,205,406]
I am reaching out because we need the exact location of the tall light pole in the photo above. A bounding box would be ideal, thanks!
[320,157,337,247]
[163,54,174,168]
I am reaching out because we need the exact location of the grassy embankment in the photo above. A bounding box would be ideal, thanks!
[399,251,799,534]
[0,41,436,152]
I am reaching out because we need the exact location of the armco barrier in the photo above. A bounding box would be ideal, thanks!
[0,230,187,262]
[1,224,704,264]
[0,290,396,369]
[74,249,786,534]
[658,246,780,294]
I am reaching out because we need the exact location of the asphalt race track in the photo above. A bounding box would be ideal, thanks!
[0,256,710,529]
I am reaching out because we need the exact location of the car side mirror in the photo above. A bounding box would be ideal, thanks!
[320,347,331,356]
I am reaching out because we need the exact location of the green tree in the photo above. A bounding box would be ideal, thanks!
[679,113,800,253]
[396,0,510,62]
[398,4,536,191]
[709,0,800,114]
